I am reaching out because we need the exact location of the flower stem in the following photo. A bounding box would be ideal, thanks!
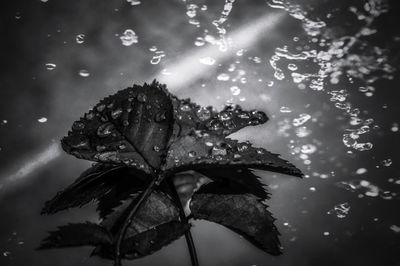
[167,178,199,266]
[113,173,165,266]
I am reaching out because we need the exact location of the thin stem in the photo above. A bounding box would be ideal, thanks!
[113,174,165,266]
[166,178,199,266]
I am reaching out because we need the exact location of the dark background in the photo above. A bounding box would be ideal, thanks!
[0,0,399,265]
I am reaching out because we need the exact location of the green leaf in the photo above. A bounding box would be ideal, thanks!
[61,81,174,173]
[190,181,282,255]
[38,222,112,249]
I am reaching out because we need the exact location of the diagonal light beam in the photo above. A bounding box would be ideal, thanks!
[0,11,285,192]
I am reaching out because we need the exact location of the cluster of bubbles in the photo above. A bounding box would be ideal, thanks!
[336,179,397,200]
[184,0,236,52]
[185,2,207,27]
[267,0,395,152]
[211,0,236,52]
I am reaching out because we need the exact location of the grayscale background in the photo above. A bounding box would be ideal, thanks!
[0,0,399,265]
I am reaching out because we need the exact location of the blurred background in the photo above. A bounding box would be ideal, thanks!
[0,0,399,265]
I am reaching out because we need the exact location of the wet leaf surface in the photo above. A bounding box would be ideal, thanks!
[38,222,112,249]
[165,132,302,177]
[41,81,302,265]
[42,164,148,215]
[61,81,174,173]
[190,181,282,255]
[92,221,189,260]
[171,97,268,137]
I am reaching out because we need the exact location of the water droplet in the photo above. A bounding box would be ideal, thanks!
[96,145,106,152]
[127,0,141,5]
[382,159,392,167]
[391,123,399,132]
[219,111,232,121]
[196,107,211,121]
[96,104,106,112]
[230,86,240,96]
[288,63,298,71]
[280,106,292,113]
[328,202,350,218]
[137,93,147,103]
[188,151,196,157]
[97,123,114,137]
[205,142,214,147]
[72,121,85,130]
[111,108,123,119]
[292,113,311,126]
[153,146,160,152]
[217,73,230,81]
[120,29,138,46]
[180,104,191,112]
[194,37,205,46]
[150,51,166,64]
[155,112,167,122]
[301,144,317,154]
[296,126,312,138]
[356,168,367,175]
[212,146,227,156]
[45,63,56,70]
[79,69,90,77]
[199,57,216,65]
[37,117,47,123]
[76,34,85,44]
[390,225,400,233]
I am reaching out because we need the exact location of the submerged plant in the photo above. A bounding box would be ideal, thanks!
[39,80,302,266]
